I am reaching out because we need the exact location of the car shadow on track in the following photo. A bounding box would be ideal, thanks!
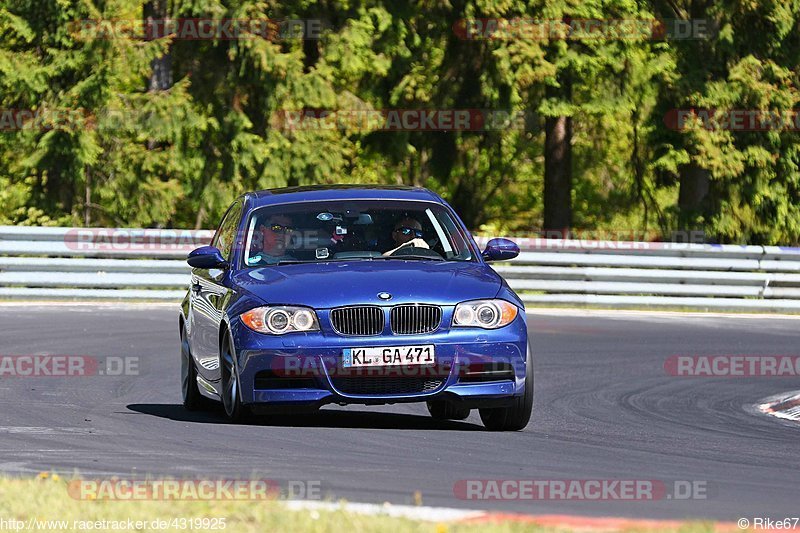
[126,404,485,431]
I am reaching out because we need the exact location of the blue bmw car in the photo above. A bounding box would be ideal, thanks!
[180,185,532,430]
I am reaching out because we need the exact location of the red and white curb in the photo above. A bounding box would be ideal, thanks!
[758,390,800,422]
[283,500,739,531]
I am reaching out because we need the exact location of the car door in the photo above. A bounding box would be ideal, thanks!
[189,199,243,383]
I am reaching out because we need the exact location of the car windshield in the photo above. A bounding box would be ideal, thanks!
[242,200,475,267]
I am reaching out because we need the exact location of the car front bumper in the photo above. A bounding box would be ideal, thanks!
[230,313,528,407]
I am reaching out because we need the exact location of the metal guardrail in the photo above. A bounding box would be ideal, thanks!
[474,238,800,312]
[2,226,800,311]
[0,227,204,300]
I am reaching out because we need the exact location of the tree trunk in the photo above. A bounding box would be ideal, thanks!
[84,166,91,226]
[144,0,172,92]
[144,1,172,152]
[543,75,573,238]
[46,166,72,215]
[678,162,710,229]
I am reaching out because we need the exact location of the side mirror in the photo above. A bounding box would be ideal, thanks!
[187,246,229,269]
[481,238,520,262]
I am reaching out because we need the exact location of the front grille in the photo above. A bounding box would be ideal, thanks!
[331,376,444,396]
[330,306,384,336]
[390,304,442,334]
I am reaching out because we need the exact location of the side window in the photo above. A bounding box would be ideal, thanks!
[212,200,243,261]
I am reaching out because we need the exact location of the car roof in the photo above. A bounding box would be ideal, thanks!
[245,184,444,208]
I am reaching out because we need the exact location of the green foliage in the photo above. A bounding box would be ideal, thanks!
[0,0,799,244]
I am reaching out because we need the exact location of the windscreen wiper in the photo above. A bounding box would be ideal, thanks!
[376,255,445,261]
[273,260,317,265]
[275,257,376,265]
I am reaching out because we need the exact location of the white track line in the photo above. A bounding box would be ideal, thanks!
[0,302,178,308]
[526,308,800,319]
[283,499,485,522]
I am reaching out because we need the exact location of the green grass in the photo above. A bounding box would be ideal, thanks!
[0,475,726,533]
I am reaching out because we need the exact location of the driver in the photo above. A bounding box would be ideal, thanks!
[247,214,297,265]
[383,217,429,256]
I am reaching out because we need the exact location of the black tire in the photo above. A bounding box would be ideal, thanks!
[479,342,533,431]
[427,400,470,421]
[181,325,210,411]
[220,334,249,422]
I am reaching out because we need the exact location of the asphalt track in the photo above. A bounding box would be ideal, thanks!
[1,304,798,521]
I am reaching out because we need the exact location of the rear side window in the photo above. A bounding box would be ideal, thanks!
[212,200,244,260]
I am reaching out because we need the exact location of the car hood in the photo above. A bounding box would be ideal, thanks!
[232,260,502,308]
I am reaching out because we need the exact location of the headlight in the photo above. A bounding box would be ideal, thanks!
[452,299,518,329]
[241,306,320,335]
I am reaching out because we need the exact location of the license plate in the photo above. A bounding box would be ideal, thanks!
[342,345,435,368]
